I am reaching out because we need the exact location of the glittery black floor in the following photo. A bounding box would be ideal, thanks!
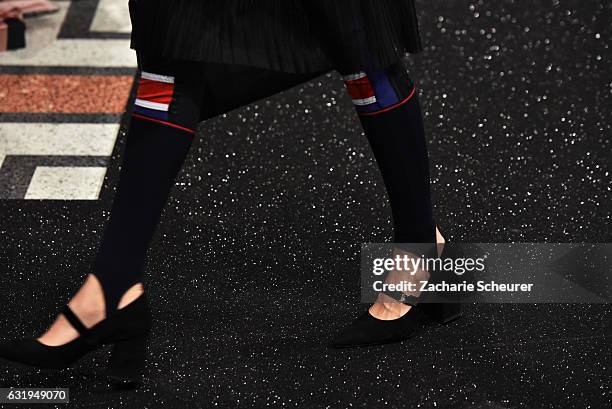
[1,1,611,408]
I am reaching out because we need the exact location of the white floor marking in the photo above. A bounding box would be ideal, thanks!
[25,166,107,200]
[90,0,132,33]
[0,123,120,169]
[0,39,136,67]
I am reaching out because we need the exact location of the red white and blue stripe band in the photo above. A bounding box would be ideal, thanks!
[133,71,175,121]
[131,71,195,134]
[343,69,416,116]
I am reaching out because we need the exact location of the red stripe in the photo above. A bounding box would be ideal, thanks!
[359,85,417,117]
[345,77,375,100]
[131,112,195,134]
[136,79,174,104]
[0,74,133,113]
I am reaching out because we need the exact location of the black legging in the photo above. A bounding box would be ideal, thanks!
[93,54,435,314]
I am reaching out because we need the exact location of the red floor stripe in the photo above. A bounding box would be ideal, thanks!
[0,74,134,113]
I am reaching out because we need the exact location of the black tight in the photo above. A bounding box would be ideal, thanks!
[92,118,193,314]
[342,63,435,243]
[93,54,435,313]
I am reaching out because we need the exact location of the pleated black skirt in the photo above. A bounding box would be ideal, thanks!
[128,0,424,74]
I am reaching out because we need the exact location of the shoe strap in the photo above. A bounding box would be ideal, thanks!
[382,290,419,306]
[61,305,89,335]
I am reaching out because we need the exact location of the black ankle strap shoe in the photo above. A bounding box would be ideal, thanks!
[331,239,463,348]
[331,303,426,348]
[0,294,151,387]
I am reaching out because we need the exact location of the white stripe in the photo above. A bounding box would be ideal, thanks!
[25,167,107,201]
[90,0,132,33]
[141,72,175,84]
[352,96,377,106]
[0,123,119,171]
[134,99,170,111]
[342,72,367,82]
[0,39,136,67]
[0,123,119,156]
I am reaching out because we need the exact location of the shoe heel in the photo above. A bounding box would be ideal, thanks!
[107,332,149,388]
[423,303,462,324]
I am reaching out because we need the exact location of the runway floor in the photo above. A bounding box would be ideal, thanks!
[0,1,610,408]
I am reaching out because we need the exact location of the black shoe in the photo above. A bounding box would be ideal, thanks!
[331,303,426,348]
[331,236,463,348]
[0,294,151,387]
[330,301,461,348]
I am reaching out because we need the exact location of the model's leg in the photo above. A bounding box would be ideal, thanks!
[343,62,435,244]
[37,55,203,346]
[331,62,443,347]
[344,63,435,321]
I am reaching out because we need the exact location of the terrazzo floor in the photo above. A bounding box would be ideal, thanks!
[0,0,610,408]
